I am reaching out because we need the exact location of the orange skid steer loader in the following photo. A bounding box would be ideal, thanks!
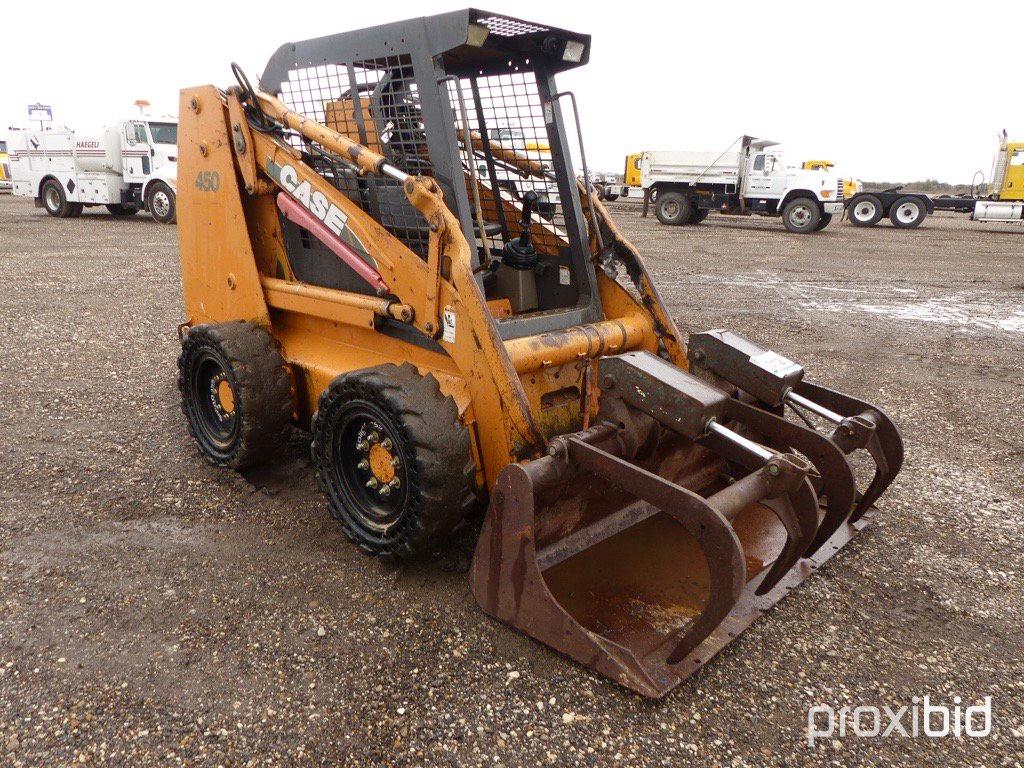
[174,10,903,697]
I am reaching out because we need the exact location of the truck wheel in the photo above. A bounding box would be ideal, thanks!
[889,196,926,228]
[178,322,293,470]
[41,179,76,218]
[605,193,620,202]
[312,363,476,558]
[849,194,883,227]
[782,197,821,233]
[655,191,693,225]
[815,213,833,231]
[146,181,177,224]
[107,204,139,216]
[692,209,709,224]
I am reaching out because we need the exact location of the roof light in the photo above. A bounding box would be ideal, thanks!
[467,22,489,48]
[562,39,585,63]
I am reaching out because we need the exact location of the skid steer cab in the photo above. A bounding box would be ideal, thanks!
[174,9,904,698]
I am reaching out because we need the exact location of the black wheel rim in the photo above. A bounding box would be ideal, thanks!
[331,402,411,535]
[189,351,239,454]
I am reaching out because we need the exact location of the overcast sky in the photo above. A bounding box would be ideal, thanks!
[3,1,1017,183]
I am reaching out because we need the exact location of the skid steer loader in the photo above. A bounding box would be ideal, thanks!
[174,10,903,698]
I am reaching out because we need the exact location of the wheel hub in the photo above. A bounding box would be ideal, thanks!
[208,372,236,422]
[791,206,811,223]
[153,191,170,217]
[855,202,875,220]
[215,378,235,415]
[336,412,408,529]
[367,442,397,484]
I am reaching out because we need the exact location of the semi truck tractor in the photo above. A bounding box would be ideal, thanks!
[847,132,1023,228]
[639,137,846,233]
[8,117,178,223]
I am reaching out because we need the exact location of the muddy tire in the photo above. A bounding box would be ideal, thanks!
[889,195,926,228]
[41,178,76,218]
[312,363,476,558]
[178,322,292,470]
[849,194,883,227]
[146,181,177,224]
[655,191,693,225]
[107,203,140,216]
[782,197,821,233]
[815,213,833,231]
[692,208,709,224]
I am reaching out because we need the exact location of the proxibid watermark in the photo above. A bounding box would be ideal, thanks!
[807,696,993,747]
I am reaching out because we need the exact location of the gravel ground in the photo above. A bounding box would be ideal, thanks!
[0,194,1021,767]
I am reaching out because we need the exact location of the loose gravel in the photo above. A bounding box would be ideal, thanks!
[0,196,1021,766]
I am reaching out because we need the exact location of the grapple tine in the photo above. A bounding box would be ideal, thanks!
[565,438,746,666]
[793,381,905,519]
[718,397,858,558]
[698,450,819,597]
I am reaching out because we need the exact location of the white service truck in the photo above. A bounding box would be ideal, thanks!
[8,117,178,223]
[640,136,846,233]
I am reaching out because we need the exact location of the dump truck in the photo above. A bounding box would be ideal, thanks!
[638,139,846,233]
[847,132,1024,228]
[174,10,903,698]
[7,117,178,223]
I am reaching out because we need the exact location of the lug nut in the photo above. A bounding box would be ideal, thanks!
[368,431,380,444]
[391,456,401,468]
[357,459,370,471]
[767,463,781,477]
[381,437,393,450]
[389,477,401,489]
[365,477,379,489]
[378,485,391,497]
[357,440,369,452]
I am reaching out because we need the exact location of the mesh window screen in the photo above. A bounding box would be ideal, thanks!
[447,71,570,257]
[278,55,435,258]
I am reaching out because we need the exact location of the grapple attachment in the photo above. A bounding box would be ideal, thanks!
[471,348,897,698]
[688,330,905,553]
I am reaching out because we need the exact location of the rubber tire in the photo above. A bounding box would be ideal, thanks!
[178,322,292,470]
[692,208,709,224]
[782,197,821,233]
[889,195,926,228]
[655,191,693,225]
[849,194,883,227]
[146,181,177,224]
[605,193,620,202]
[814,213,833,231]
[41,178,76,218]
[107,203,139,216]
[312,363,476,558]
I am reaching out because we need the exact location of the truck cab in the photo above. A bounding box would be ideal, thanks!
[739,141,845,226]
[9,115,178,223]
